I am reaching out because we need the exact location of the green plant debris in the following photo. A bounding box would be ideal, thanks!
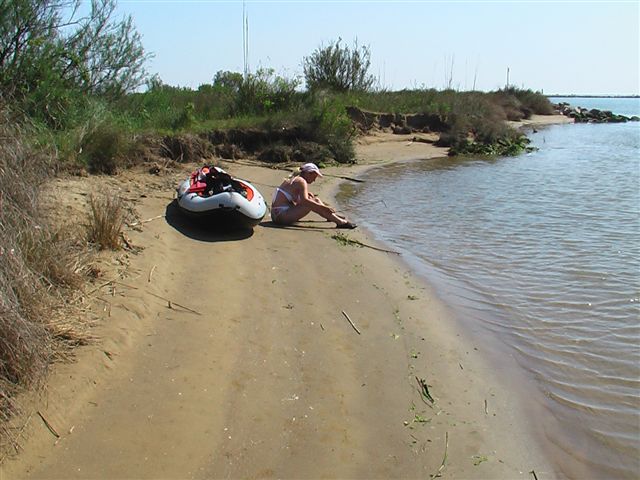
[332,233,361,248]
[416,376,435,404]
[414,414,430,423]
[407,294,419,300]
[472,455,489,466]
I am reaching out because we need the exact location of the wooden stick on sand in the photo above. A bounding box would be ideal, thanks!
[37,411,60,438]
[146,291,202,315]
[341,310,361,334]
[128,214,165,227]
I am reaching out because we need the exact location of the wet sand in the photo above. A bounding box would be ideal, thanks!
[1,121,567,479]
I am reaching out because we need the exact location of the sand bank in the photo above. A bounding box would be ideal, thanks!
[2,129,559,479]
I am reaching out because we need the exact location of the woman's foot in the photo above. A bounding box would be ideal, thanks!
[336,221,357,229]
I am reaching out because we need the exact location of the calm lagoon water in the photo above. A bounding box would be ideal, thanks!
[339,97,640,479]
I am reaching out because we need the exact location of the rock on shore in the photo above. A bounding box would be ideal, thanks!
[555,102,639,123]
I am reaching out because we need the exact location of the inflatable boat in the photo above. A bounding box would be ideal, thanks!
[176,166,267,229]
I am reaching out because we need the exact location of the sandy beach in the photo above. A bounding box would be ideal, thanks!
[1,122,567,479]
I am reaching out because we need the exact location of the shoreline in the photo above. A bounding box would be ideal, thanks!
[2,118,568,479]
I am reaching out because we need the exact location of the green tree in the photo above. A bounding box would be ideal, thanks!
[213,70,243,93]
[0,0,149,126]
[303,38,375,93]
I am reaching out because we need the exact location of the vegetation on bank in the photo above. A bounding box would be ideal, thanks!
[0,0,555,454]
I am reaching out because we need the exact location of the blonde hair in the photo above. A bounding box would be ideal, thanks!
[286,168,304,179]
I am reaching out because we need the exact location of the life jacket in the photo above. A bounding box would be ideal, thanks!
[187,166,248,198]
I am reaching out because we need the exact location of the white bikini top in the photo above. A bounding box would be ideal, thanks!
[272,186,296,205]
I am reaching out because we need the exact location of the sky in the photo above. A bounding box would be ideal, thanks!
[111,0,640,95]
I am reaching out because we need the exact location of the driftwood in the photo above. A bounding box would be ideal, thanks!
[322,173,365,183]
[348,238,400,255]
[341,310,361,335]
[37,411,59,438]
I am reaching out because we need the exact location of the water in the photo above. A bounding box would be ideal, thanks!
[340,98,640,479]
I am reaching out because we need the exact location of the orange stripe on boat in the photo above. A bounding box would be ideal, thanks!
[238,181,254,201]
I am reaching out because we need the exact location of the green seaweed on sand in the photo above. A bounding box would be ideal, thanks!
[332,232,361,248]
[472,455,489,466]
[331,233,401,254]
[414,414,430,424]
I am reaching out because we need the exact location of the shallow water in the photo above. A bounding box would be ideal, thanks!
[340,98,640,479]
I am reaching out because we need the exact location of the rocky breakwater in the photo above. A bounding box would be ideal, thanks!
[555,102,639,123]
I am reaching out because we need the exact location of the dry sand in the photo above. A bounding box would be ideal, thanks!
[1,123,569,479]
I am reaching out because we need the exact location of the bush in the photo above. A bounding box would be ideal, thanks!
[80,122,133,174]
[303,38,376,93]
[236,68,302,115]
[311,96,356,163]
[495,87,555,116]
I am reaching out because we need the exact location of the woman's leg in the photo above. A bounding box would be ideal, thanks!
[274,202,347,226]
[273,204,313,224]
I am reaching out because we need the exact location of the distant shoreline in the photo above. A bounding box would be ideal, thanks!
[547,94,640,99]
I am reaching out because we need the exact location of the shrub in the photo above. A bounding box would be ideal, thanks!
[495,87,555,116]
[86,194,126,250]
[309,94,356,163]
[303,38,376,93]
[80,122,133,174]
[236,68,302,115]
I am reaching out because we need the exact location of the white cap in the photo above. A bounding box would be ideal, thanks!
[300,163,323,177]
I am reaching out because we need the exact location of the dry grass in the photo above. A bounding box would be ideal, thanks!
[86,194,126,250]
[0,106,92,457]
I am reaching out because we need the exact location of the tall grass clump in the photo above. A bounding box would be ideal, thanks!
[0,106,88,450]
[86,194,126,250]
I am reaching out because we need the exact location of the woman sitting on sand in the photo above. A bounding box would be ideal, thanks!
[270,163,357,229]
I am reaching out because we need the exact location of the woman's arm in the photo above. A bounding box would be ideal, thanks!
[294,178,336,216]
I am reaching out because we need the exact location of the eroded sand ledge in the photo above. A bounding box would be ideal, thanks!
[2,121,568,479]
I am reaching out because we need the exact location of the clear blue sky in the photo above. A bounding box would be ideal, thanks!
[113,0,639,95]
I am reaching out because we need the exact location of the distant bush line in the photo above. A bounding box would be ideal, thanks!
[34,81,554,174]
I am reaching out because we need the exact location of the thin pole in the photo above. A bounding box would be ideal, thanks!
[242,1,248,79]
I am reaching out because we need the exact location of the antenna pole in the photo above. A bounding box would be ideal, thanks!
[242,1,248,79]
